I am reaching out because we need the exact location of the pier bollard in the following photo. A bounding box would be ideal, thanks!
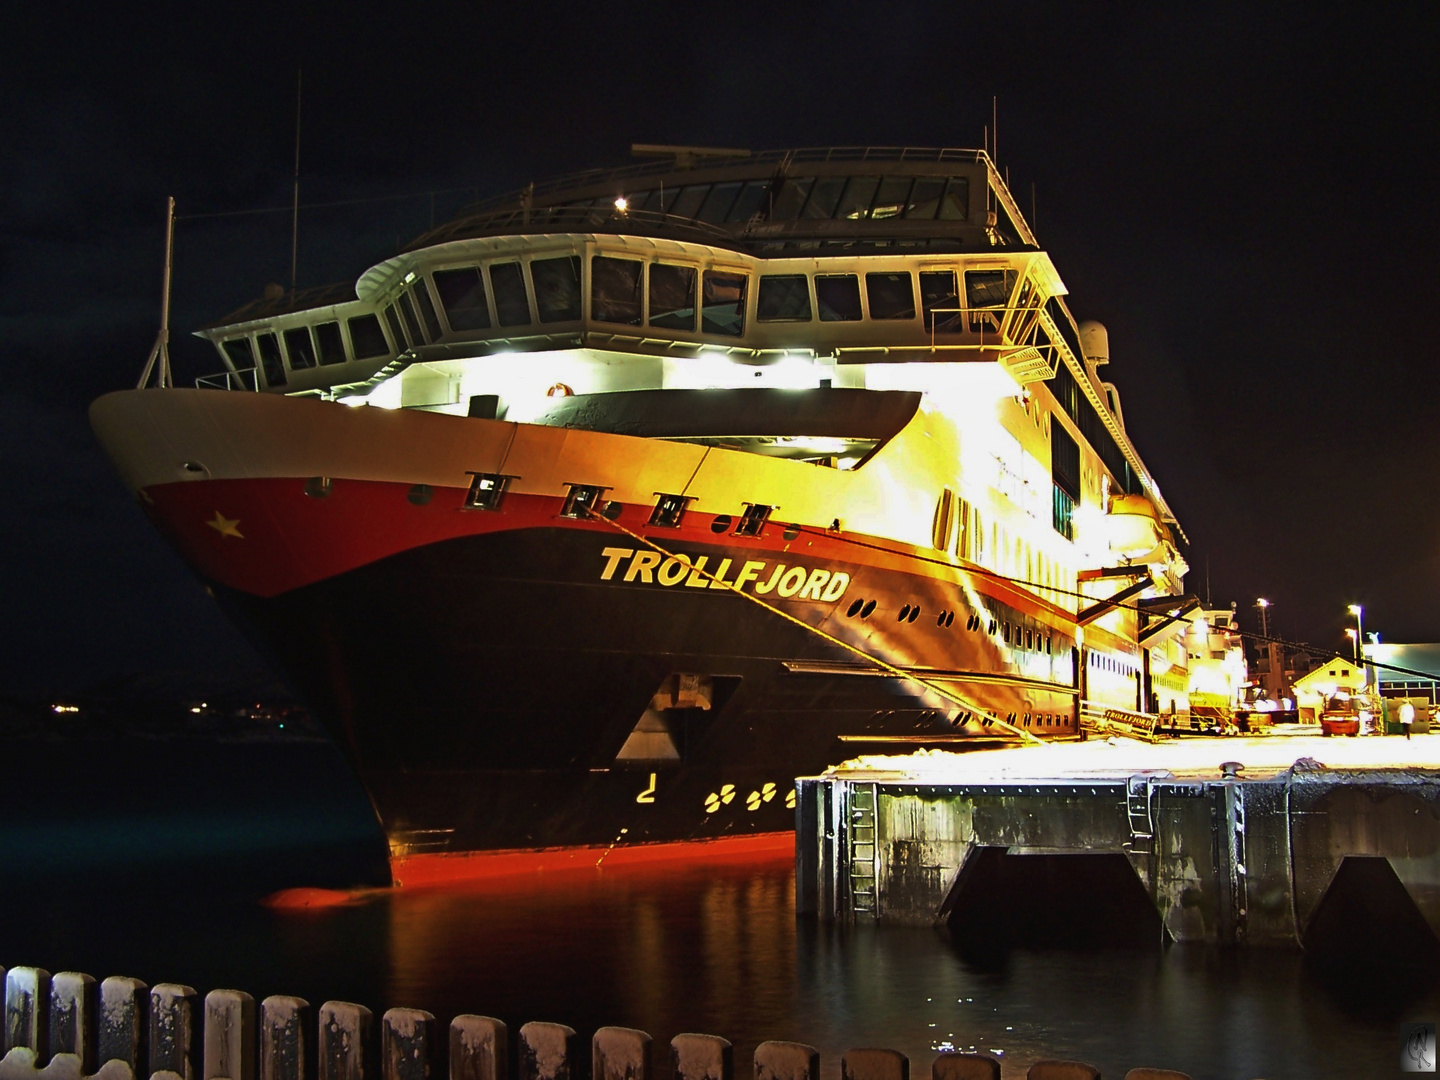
[382,1009,436,1080]
[932,1052,1000,1080]
[260,998,310,1080]
[671,1034,731,1080]
[150,984,198,1080]
[754,1042,818,1080]
[1026,1062,1099,1080]
[203,991,255,1080]
[318,1003,374,1080]
[4,966,51,1063]
[518,1023,580,1080]
[50,971,97,1074]
[841,1049,907,1080]
[98,977,148,1074]
[593,1027,650,1080]
[449,1017,506,1080]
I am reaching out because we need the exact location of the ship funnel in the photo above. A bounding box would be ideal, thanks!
[1079,321,1109,366]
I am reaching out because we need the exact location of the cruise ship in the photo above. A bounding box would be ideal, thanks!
[91,146,1194,877]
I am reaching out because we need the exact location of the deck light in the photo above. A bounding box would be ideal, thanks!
[614,196,628,212]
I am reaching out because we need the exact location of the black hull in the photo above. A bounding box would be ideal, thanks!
[218,524,1078,854]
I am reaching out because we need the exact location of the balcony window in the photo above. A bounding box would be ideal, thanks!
[413,279,443,340]
[649,264,696,331]
[533,255,582,323]
[865,272,915,320]
[757,275,812,322]
[490,263,531,326]
[398,292,426,344]
[815,275,862,322]
[433,267,491,331]
[347,315,389,360]
[315,321,347,365]
[591,257,644,326]
[256,332,286,387]
[920,271,961,333]
[283,327,317,369]
[701,271,747,336]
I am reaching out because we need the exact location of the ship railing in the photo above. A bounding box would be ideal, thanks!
[0,963,1172,1080]
[456,146,991,217]
[419,206,737,249]
[195,367,258,392]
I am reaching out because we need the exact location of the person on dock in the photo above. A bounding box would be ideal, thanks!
[1400,700,1415,739]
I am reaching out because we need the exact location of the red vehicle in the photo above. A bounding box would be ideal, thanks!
[1321,693,1360,736]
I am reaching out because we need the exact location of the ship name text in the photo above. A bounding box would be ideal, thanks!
[599,546,851,602]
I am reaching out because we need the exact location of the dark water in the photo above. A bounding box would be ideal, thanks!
[2,738,1435,1080]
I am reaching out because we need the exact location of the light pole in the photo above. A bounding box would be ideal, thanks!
[1255,598,1270,638]
[1349,604,1365,686]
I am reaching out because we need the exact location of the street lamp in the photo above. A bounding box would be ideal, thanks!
[1349,604,1366,686]
[1255,598,1270,637]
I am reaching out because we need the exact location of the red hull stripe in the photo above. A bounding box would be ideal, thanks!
[143,475,1071,623]
[389,831,796,887]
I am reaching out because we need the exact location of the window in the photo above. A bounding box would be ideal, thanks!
[385,305,409,349]
[591,256,644,325]
[490,263,531,326]
[283,327,316,370]
[938,177,970,220]
[256,333,286,387]
[769,177,813,221]
[965,269,1017,333]
[870,177,913,220]
[726,180,770,223]
[433,267,491,331]
[532,256,582,322]
[222,338,254,370]
[649,494,690,528]
[670,184,710,219]
[398,292,426,344]
[695,182,742,223]
[649,264,696,331]
[919,271,961,333]
[906,177,947,219]
[701,271,747,336]
[816,275,862,321]
[1053,486,1075,541]
[834,176,880,220]
[464,473,509,510]
[315,321,346,365]
[801,176,846,219]
[757,275,812,322]
[348,315,389,359]
[735,503,771,536]
[865,273,915,320]
[413,279,443,340]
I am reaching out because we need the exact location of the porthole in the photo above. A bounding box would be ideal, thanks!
[847,598,864,618]
[907,605,920,623]
[407,484,433,506]
[710,514,733,534]
[861,600,876,619]
[782,523,802,541]
[898,605,911,621]
[936,611,947,627]
[945,611,955,628]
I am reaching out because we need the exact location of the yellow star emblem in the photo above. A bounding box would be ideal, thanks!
[206,511,244,539]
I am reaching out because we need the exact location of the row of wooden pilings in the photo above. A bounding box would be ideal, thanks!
[0,967,1188,1080]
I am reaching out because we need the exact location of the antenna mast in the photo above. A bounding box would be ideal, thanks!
[290,68,302,294]
[137,196,175,390]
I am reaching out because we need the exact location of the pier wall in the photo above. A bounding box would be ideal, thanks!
[0,965,1178,1080]
[795,764,1440,945]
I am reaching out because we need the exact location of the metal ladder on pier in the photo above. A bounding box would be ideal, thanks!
[847,783,878,917]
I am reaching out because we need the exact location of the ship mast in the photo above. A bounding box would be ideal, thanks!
[136,195,175,390]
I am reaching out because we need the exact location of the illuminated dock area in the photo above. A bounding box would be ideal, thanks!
[795,734,1440,946]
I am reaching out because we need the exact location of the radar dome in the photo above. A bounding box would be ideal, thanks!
[1079,320,1109,366]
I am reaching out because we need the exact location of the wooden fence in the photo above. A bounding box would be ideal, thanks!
[0,965,1190,1080]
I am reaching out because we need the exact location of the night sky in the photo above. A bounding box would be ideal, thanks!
[3,4,1436,696]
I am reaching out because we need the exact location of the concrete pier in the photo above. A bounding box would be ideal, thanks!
[795,734,1440,946]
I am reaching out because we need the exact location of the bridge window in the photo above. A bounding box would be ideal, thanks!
[835,176,880,220]
[433,267,491,331]
[938,177,970,220]
[222,337,254,370]
[347,315,389,359]
[490,263,531,326]
[591,257,644,325]
[384,305,409,350]
[965,269,1017,333]
[670,184,711,219]
[696,182,742,223]
[727,180,770,223]
[315,321,346,365]
[865,272,915,320]
[701,271,747,336]
[871,177,914,220]
[906,177,947,219]
[533,255,582,322]
[398,292,426,343]
[283,327,317,370]
[649,264,696,331]
[413,279,443,340]
[757,275,812,322]
[816,275,863,322]
[256,332,286,387]
[769,177,813,221]
[920,271,961,332]
[802,176,846,219]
